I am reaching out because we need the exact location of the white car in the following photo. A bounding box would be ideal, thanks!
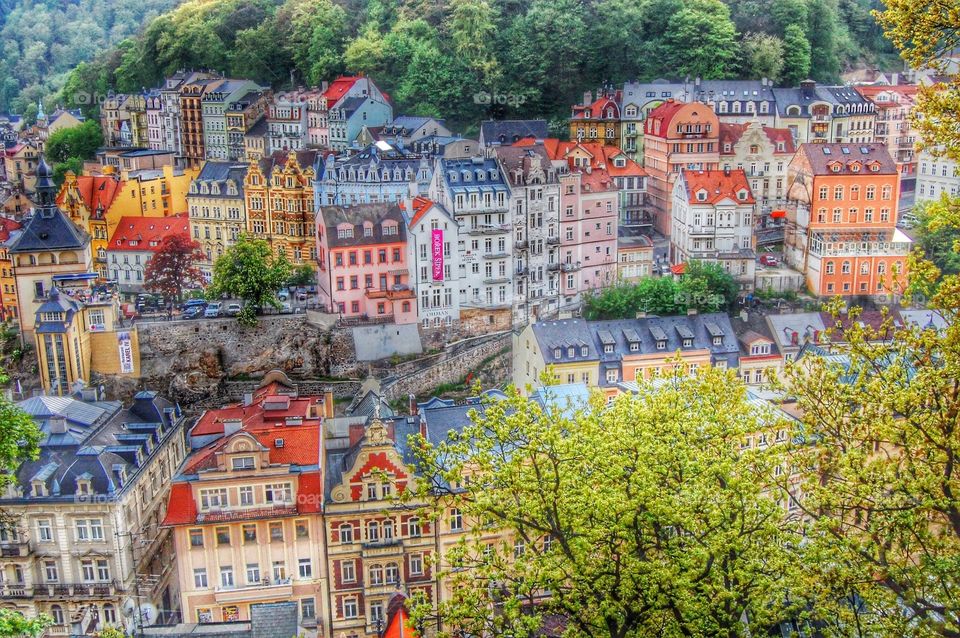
[204,302,222,318]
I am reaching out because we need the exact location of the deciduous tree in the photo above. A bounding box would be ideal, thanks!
[662,0,739,80]
[209,235,291,326]
[740,32,784,82]
[0,609,52,638]
[781,24,812,86]
[411,367,796,638]
[143,233,206,306]
[0,370,41,492]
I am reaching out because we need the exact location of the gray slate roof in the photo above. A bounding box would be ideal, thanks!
[480,120,548,146]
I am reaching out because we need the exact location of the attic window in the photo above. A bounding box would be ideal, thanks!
[682,338,693,348]
[851,164,860,172]
[580,346,588,356]
[712,336,723,346]
[870,164,879,172]
[554,348,561,359]
[831,164,841,173]
[614,158,625,167]
[697,190,707,202]
[32,480,47,497]
[629,342,639,352]
[656,339,666,350]
[738,190,748,201]
[567,347,575,358]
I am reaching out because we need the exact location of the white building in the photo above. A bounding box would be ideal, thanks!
[403,196,462,328]
[495,145,561,324]
[916,149,960,203]
[267,93,308,154]
[671,168,757,290]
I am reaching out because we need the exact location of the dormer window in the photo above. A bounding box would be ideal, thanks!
[337,227,354,239]
[231,456,255,471]
[77,478,92,495]
[831,164,841,173]
[580,346,588,356]
[870,164,879,172]
[363,224,373,237]
[738,190,748,201]
[604,344,614,354]
[682,338,693,348]
[712,336,723,346]
[32,480,47,497]
[629,342,639,352]
[382,223,398,236]
[554,348,561,359]
[697,190,707,202]
[567,347,575,358]
[656,340,666,350]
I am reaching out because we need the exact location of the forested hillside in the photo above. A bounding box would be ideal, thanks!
[22,0,898,129]
[0,0,181,117]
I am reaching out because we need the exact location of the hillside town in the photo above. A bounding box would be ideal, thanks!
[0,17,959,637]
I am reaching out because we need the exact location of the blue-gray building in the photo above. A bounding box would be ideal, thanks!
[313,143,432,207]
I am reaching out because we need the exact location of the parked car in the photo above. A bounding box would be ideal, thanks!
[759,254,779,267]
[898,213,918,229]
[182,306,204,320]
[279,301,293,314]
[225,303,243,317]
[182,299,207,311]
[204,302,223,318]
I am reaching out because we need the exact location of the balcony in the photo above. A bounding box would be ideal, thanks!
[365,286,415,301]
[561,262,581,273]
[0,584,32,598]
[515,266,528,277]
[466,223,511,236]
[215,578,293,604]
[44,626,69,636]
[514,240,528,250]
[688,225,716,235]
[0,540,32,558]
[546,236,560,246]
[33,581,122,599]
[483,276,511,285]
[548,262,560,272]
[483,251,509,259]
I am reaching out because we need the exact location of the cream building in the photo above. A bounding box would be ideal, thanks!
[187,162,249,280]
[0,391,187,636]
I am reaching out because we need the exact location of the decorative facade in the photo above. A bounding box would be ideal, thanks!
[244,151,318,265]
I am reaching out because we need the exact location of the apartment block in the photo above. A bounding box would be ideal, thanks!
[187,162,248,279]
[244,150,317,265]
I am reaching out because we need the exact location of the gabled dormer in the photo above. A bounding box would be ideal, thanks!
[329,417,413,503]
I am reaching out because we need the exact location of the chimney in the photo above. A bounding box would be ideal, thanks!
[408,394,418,416]
[48,417,67,435]
[800,80,816,99]
[635,311,646,319]
[583,91,592,106]
[243,392,253,407]
[223,418,242,436]
[687,308,698,316]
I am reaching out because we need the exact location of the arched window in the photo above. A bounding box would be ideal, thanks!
[367,521,380,542]
[407,517,421,537]
[51,605,64,625]
[383,519,394,540]
[369,564,383,585]
[386,563,400,584]
[339,523,354,543]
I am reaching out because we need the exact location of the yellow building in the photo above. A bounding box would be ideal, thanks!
[3,142,40,193]
[513,314,740,394]
[8,158,138,394]
[0,217,22,322]
[57,172,123,279]
[112,164,198,220]
[187,162,249,279]
[244,150,317,264]
[569,90,622,145]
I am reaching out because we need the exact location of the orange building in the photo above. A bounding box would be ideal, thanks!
[784,143,911,298]
[179,77,225,168]
[244,150,318,265]
[0,217,22,321]
[57,172,123,278]
[569,89,622,145]
[643,100,720,235]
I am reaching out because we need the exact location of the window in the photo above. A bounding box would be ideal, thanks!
[37,519,52,543]
[246,563,261,584]
[200,488,228,510]
[243,524,257,543]
[410,553,423,575]
[231,456,255,470]
[341,559,356,582]
[75,519,104,542]
[450,508,463,531]
[606,369,618,383]
[51,606,64,626]
[216,527,230,546]
[344,598,359,619]
[270,522,284,542]
[301,598,316,620]
[298,558,313,579]
[407,517,421,537]
[220,566,234,588]
[296,520,309,539]
[386,563,400,584]
[265,483,292,503]
[44,561,59,582]
[842,261,851,274]
[367,521,380,542]
[81,560,96,582]
[339,523,354,543]
[273,561,287,581]
[189,529,204,547]
[239,486,254,506]
[369,564,383,585]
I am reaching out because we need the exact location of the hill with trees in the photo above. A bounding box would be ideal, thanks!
[7,0,899,130]
[0,0,181,118]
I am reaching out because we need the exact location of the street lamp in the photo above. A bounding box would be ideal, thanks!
[375,615,384,638]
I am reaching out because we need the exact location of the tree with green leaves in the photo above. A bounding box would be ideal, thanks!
[680,260,739,311]
[662,0,739,80]
[0,609,52,638]
[287,264,316,288]
[0,370,42,493]
[209,235,291,326]
[410,366,797,638]
[740,32,784,82]
[781,24,812,86]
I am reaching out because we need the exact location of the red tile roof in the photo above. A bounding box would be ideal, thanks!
[57,175,122,213]
[681,169,755,205]
[645,100,688,136]
[323,76,361,104]
[182,425,320,478]
[0,217,22,242]
[408,196,435,228]
[531,139,647,178]
[571,95,621,121]
[161,482,197,526]
[107,214,190,251]
[719,123,796,155]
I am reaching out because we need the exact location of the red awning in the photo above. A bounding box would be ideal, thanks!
[670,263,686,275]
[770,209,786,219]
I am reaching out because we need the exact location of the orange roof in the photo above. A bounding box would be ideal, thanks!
[645,99,688,134]
[57,175,122,213]
[854,84,918,106]
[383,599,417,638]
[571,95,621,121]
[182,423,320,474]
[0,217,22,242]
[529,138,647,178]
[681,169,755,205]
[161,483,197,526]
[323,76,361,103]
[719,123,795,155]
[670,262,686,275]
[408,196,435,227]
[107,214,190,251]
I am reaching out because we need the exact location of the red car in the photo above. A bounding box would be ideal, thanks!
[759,254,779,267]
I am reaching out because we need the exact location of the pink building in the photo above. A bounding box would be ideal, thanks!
[315,202,417,324]
[529,140,623,308]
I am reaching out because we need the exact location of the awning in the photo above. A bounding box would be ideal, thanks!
[52,273,99,281]
[770,209,786,219]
